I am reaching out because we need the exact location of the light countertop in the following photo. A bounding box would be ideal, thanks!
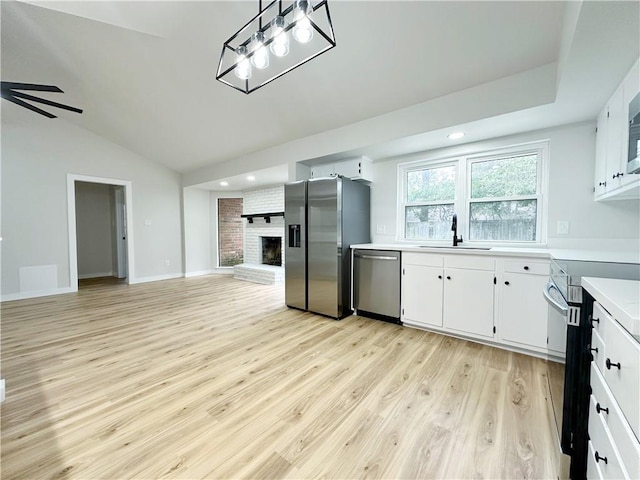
[581,277,640,341]
[350,243,640,264]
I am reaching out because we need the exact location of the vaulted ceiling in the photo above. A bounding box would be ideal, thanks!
[2,1,639,189]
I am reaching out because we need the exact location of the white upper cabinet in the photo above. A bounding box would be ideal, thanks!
[310,156,372,182]
[594,58,640,200]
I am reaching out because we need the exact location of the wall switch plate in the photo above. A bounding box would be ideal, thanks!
[164,260,170,266]
[376,224,386,234]
[556,220,570,235]
[144,219,152,226]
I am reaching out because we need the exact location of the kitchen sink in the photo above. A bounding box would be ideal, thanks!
[417,245,492,250]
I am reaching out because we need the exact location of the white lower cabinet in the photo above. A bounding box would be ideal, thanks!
[402,264,443,327]
[401,253,495,341]
[400,252,553,356]
[443,268,495,338]
[497,269,550,352]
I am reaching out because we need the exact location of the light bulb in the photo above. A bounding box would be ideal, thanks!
[292,0,314,44]
[250,32,269,69]
[270,16,289,57]
[233,45,252,80]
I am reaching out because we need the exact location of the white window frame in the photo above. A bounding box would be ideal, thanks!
[398,157,460,243]
[397,141,549,246]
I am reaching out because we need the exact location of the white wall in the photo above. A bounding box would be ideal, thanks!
[183,187,211,276]
[75,182,114,278]
[370,121,640,250]
[1,115,184,299]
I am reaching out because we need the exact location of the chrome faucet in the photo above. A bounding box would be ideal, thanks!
[451,213,463,246]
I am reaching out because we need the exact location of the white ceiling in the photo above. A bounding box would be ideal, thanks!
[2,1,639,192]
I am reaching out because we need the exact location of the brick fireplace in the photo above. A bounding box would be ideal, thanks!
[233,185,285,284]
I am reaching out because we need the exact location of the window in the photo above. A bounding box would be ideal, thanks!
[398,143,546,244]
[218,198,244,266]
[468,153,539,242]
[404,164,456,240]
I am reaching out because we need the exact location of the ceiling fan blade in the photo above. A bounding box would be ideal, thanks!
[0,82,63,93]
[2,95,57,118]
[11,90,83,114]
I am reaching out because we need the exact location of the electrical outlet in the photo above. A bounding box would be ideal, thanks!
[164,260,170,267]
[144,219,152,226]
[556,220,570,235]
[376,224,386,235]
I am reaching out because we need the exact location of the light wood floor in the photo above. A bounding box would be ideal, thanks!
[1,275,562,479]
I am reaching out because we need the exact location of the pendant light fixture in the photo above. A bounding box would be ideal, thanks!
[216,0,336,94]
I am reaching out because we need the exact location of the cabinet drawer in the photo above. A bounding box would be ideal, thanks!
[591,302,610,338]
[444,255,494,271]
[402,252,443,267]
[600,309,640,440]
[588,395,629,479]
[587,441,604,480]
[591,329,605,374]
[590,365,640,480]
[503,260,549,275]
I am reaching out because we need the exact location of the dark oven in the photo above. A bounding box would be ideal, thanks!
[543,258,640,479]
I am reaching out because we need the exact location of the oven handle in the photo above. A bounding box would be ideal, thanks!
[543,281,568,315]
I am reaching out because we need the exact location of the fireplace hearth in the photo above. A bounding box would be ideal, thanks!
[261,236,282,266]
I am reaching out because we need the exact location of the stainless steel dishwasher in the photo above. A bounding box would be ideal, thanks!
[353,249,401,323]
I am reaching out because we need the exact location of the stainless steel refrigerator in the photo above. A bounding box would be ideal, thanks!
[285,176,370,319]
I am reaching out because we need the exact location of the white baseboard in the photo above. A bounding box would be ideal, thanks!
[128,273,183,284]
[0,379,5,403]
[1,287,76,302]
[184,270,214,278]
[78,271,114,280]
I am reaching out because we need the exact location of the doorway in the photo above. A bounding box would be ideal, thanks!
[67,174,134,291]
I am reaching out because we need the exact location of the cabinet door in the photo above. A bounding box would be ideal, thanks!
[605,84,626,191]
[402,264,443,327]
[443,268,494,338]
[310,164,335,179]
[499,273,548,350]
[594,107,609,197]
[334,159,361,179]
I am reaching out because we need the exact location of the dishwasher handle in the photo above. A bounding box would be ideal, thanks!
[543,280,568,315]
[354,253,399,261]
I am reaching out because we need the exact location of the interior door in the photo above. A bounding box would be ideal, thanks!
[114,186,128,279]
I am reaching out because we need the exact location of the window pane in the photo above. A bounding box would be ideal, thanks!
[405,204,454,240]
[407,165,456,202]
[469,200,537,241]
[471,154,537,199]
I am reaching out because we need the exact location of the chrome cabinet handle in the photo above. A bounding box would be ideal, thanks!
[606,358,621,370]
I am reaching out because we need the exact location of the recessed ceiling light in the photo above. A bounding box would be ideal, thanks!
[247,175,256,181]
[447,132,465,140]
[220,181,229,187]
